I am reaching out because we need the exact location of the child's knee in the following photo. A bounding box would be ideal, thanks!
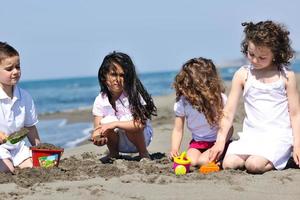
[245,159,270,174]
[187,149,198,166]
[18,158,33,169]
[189,157,200,166]
[197,156,209,166]
[245,162,263,173]
[0,160,15,173]
[101,116,118,124]
[119,115,133,122]
[222,155,245,169]
[187,149,208,166]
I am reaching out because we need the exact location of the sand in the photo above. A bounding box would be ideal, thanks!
[1,80,300,200]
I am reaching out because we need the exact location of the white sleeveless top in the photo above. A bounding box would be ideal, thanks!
[226,65,293,170]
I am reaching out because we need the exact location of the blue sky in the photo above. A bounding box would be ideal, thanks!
[1,0,300,80]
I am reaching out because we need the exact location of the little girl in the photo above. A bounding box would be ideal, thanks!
[209,21,300,173]
[169,57,232,166]
[91,51,157,160]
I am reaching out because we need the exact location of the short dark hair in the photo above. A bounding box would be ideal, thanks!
[0,42,19,64]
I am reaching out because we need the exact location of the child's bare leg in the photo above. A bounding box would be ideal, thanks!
[0,159,15,173]
[125,131,150,159]
[222,154,248,170]
[187,148,209,166]
[18,158,33,169]
[245,155,274,174]
[106,130,120,158]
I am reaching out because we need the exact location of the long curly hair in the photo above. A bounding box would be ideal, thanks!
[98,51,157,124]
[241,20,294,67]
[173,57,225,127]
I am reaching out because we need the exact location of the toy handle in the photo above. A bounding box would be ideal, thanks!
[180,151,187,160]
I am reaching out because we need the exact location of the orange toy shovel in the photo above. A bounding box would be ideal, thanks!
[199,162,220,174]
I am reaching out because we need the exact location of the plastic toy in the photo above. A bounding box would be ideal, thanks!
[6,128,29,144]
[30,146,64,167]
[199,162,220,174]
[173,151,191,175]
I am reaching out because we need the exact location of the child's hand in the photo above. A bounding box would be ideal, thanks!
[91,129,108,146]
[208,141,225,162]
[93,122,116,137]
[92,135,108,146]
[0,131,8,144]
[169,149,179,160]
[293,146,300,167]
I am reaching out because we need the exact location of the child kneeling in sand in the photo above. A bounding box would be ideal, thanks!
[91,51,157,160]
[169,57,232,166]
[209,21,300,173]
[0,42,41,173]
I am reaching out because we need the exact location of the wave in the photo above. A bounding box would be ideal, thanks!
[64,127,92,148]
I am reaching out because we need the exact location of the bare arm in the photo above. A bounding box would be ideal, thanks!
[209,68,246,161]
[0,131,7,144]
[93,115,145,137]
[92,115,103,138]
[169,116,185,158]
[26,125,41,146]
[286,71,300,167]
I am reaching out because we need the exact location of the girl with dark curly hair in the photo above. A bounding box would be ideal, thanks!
[169,57,232,166]
[91,52,156,160]
[210,20,300,173]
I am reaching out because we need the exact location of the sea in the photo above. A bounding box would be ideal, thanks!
[19,60,300,149]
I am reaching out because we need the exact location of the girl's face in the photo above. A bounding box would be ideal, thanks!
[105,63,124,97]
[247,41,274,69]
[0,56,21,88]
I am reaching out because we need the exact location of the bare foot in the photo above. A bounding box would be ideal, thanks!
[139,151,151,161]
[99,154,120,164]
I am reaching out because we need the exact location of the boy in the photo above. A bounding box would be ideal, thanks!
[0,41,41,173]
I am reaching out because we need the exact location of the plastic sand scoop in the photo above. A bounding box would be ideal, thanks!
[6,128,29,144]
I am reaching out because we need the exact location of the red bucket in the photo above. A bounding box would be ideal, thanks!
[30,147,64,168]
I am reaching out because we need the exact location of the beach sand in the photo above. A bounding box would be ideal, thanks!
[1,79,300,200]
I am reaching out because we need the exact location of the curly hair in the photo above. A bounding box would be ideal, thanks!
[98,51,157,125]
[241,20,294,67]
[173,57,225,127]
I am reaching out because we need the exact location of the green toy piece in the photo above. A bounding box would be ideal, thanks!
[6,128,29,144]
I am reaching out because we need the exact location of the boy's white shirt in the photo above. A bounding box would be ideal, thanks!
[0,85,38,136]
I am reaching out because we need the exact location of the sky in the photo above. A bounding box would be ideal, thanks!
[1,0,300,80]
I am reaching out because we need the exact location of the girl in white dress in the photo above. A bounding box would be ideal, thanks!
[209,21,300,173]
[169,57,232,166]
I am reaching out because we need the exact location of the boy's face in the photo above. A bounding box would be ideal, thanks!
[0,56,21,88]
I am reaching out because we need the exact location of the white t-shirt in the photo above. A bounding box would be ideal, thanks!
[174,93,227,142]
[0,85,38,136]
[92,92,153,153]
[93,92,146,120]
